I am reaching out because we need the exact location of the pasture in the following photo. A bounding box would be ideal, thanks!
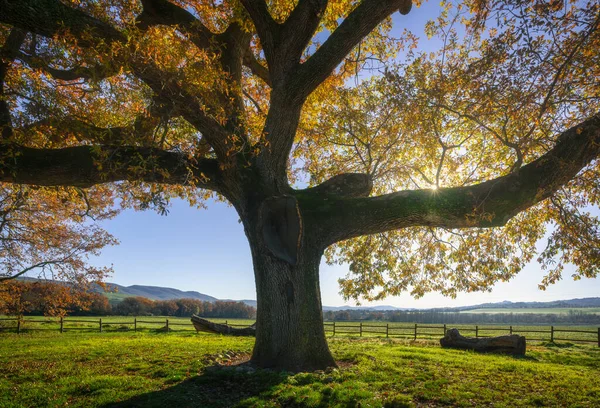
[1,324,600,407]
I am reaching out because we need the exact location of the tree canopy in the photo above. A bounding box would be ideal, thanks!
[1,0,599,369]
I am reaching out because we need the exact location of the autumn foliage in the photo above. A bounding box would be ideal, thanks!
[0,280,255,319]
[0,280,110,317]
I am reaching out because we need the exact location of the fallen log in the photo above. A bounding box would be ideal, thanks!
[191,315,256,336]
[440,328,526,356]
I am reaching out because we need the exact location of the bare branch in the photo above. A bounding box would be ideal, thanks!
[0,0,124,46]
[0,259,64,282]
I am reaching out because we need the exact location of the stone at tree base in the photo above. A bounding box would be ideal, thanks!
[440,328,526,356]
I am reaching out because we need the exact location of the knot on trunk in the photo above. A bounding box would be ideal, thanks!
[396,0,412,15]
[259,195,302,265]
[305,173,373,198]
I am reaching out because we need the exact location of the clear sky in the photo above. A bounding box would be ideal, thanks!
[88,1,600,308]
[92,197,600,308]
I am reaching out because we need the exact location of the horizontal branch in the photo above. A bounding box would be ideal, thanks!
[300,113,600,246]
[0,144,222,190]
[0,0,124,45]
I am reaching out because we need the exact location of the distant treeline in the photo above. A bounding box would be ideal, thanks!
[1,280,256,318]
[108,297,256,318]
[323,310,600,325]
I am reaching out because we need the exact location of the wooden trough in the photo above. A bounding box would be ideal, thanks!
[191,315,256,336]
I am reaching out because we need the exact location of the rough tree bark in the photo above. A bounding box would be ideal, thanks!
[248,241,336,371]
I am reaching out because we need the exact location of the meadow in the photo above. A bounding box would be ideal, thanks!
[1,322,600,407]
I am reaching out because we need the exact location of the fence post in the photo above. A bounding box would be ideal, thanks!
[414,323,417,340]
[475,325,478,338]
[386,323,389,338]
[510,325,513,335]
[551,326,554,342]
[134,318,137,332]
[333,321,336,336]
[166,319,169,332]
[443,324,446,335]
[17,319,20,334]
[360,322,363,337]
[99,318,102,333]
[60,317,63,333]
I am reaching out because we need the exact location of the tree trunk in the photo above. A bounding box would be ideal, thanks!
[246,231,336,371]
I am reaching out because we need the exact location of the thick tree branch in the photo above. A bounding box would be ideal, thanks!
[257,0,412,183]
[19,115,163,146]
[291,0,412,100]
[300,173,373,198]
[239,0,279,68]
[137,0,215,50]
[1,28,26,141]
[0,144,222,191]
[0,0,124,45]
[276,0,328,75]
[300,114,600,246]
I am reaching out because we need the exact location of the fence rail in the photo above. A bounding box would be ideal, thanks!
[0,317,598,346]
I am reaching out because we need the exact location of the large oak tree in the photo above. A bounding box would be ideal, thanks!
[0,0,599,370]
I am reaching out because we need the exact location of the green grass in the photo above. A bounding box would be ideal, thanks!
[465,307,600,315]
[1,330,600,407]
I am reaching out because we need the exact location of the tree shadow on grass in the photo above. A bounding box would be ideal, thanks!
[102,365,290,408]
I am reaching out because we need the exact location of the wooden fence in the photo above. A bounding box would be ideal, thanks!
[323,322,600,346]
[1,317,599,346]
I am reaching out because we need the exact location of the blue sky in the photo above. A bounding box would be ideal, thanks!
[92,198,600,308]
[89,1,600,308]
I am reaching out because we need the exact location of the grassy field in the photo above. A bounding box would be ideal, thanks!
[1,329,600,407]
[465,307,600,315]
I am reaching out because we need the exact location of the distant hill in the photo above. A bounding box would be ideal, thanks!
[103,283,217,303]
[429,297,600,312]
[322,305,405,311]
